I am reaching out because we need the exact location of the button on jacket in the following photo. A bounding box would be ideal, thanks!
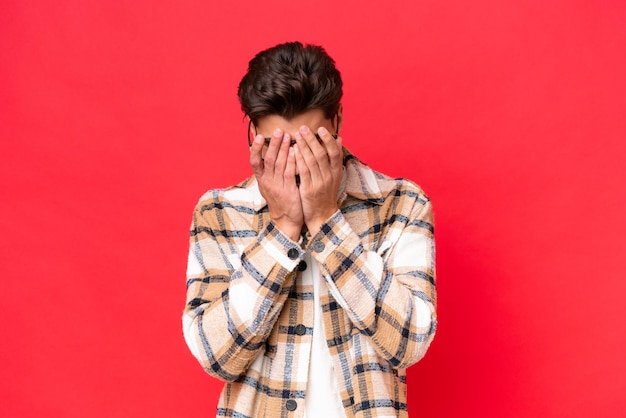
[183,149,437,417]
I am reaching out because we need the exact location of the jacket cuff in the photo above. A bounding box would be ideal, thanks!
[258,221,305,271]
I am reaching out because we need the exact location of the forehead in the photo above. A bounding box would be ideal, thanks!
[254,109,330,134]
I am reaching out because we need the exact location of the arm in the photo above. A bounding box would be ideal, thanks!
[293,125,436,368]
[309,191,437,369]
[182,128,305,381]
[182,199,304,382]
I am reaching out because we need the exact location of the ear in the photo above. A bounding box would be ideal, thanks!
[335,103,344,134]
[247,117,256,147]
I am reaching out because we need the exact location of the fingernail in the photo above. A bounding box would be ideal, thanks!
[299,126,309,134]
[283,133,291,143]
[295,132,303,141]
[254,135,264,144]
[274,128,282,137]
[318,127,328,135]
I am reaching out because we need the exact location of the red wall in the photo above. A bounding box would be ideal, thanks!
[2,1,625,417]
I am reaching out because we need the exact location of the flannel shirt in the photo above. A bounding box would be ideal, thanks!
[183,149,437,417]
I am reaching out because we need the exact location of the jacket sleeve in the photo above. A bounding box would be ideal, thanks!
[309,192,437,369]
[182,197,303,381]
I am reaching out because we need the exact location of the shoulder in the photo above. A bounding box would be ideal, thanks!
[345,152,431,208]
[195,176,255,204]
[192,176,260,219]
[378,169,431,205]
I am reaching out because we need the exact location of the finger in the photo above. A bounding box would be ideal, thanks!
[293,143,312,187]
[317,126,343,169]
[294,134,320,188]
[284,146,297,186]
[294,129,323,177]
[263,128,284,170]
[249,134,266,177]
[273,133,292,177]
[296,127,329,182]
[299,125,329,164]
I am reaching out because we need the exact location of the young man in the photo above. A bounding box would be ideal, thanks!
[183,42,436,417]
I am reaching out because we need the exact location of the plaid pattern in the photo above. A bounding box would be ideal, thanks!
[183,149,436,417]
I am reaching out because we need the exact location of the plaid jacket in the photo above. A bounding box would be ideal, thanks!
[183,150,437,417]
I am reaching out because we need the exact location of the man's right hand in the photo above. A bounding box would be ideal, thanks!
[250,128,304,242]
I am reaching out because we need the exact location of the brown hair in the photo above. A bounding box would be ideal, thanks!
[238,42,343,124]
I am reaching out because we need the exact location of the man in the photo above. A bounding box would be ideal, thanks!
[183,41,436,417]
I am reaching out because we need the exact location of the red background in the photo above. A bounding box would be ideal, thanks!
[2,1,625,417]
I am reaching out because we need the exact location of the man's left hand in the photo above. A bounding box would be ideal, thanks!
[293,125,344,236]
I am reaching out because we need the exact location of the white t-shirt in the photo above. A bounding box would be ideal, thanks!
[303,250,347,418]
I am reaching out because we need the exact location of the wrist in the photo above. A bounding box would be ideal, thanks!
[273,220,302,242]
[305,210,338,237]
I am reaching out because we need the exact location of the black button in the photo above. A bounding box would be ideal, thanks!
[285,399,297,411]
[312,241,325,253]
[287,248,299,260]
[297,260,307,271]
[294,324,306,336]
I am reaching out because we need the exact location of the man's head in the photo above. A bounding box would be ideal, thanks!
[238,41,343,126]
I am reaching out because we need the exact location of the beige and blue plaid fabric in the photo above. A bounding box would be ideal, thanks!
[183,150,437,417]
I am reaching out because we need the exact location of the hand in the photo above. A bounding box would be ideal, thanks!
[293,125,344,235]
[250,128,304,241]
